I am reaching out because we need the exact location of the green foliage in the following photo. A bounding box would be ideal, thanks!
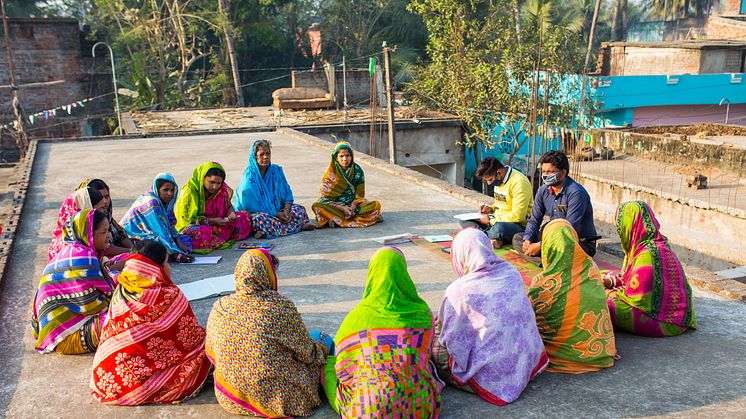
[407,0,588,153]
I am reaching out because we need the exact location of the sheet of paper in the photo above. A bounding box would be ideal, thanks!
[371,233,413,245]
[422,234,453,243]
[177,274,235,301]
[187,255,222,265]
[453,212,483,221]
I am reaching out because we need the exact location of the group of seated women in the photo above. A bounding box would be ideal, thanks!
[43,139,383,266]
[32,132,696,416]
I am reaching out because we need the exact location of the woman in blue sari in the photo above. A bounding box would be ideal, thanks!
[120,173,194,262]
[235,139,315,238]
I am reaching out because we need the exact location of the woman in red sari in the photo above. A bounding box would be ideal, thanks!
[174,161,252,253]
[90,240,210,405]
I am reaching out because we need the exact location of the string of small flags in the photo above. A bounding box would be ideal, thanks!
[1,92,113,131]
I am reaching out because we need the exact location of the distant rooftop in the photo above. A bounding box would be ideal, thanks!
[123,106,459,134]
[602,40,746,49]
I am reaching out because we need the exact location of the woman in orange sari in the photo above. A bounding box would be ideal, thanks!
[526,219,617,374]
[312,142,381,228]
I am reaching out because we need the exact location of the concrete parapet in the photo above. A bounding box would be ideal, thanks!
[590,128,746,174]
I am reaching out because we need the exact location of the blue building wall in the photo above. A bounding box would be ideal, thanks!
[463,72,746,182]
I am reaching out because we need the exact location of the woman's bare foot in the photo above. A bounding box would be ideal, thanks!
[254,230,265,239]
[301,222,316,231]
[492,239,503,250]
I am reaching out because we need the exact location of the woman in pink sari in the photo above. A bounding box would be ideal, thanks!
[174,162,251,253]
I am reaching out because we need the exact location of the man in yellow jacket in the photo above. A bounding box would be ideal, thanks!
[459,157,533,248]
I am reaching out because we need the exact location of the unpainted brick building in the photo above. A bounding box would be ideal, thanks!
[0,18,113,161]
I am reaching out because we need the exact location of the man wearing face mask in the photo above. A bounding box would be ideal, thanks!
[512,150,598,265]
[459,157,533,248]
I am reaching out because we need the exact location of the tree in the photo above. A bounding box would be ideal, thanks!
[407,0,588,159]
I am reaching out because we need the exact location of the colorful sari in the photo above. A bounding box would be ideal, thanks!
[324,247,443,418]
[206,249,327,417]
[175,162,251,253]
[606,201,696,337]
[432,228,547,405]
[33,209,115,354]
[90,254,210,405]
[235,140,309,238]
[48,186,96,261]
[527,219,617,374]
[120,173,192,255]
[311,141,382,228]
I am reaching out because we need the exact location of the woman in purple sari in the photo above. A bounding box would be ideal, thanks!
[432,227,548,405]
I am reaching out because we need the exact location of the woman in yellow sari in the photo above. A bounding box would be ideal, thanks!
[527,219,617,374]
[312,142,382,228]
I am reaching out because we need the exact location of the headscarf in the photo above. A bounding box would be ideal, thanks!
[120,173,186,254]
[33,209,114,353]
[205,249,326,417]
[174,162,233,231]
[614,201,696,328]
[48,186,99,261]
[437,228,547,404]
[91,253,210,404]
[79,178,128,246]
[335,247,432,343]
[235,140,294,214]
[527,219,616,373]
[318,141,365,206]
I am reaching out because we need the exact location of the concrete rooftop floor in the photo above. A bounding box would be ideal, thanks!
[1,132,745,418]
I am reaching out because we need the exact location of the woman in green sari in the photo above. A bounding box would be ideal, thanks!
[527,218,617,374]
[323,246,443,418]
[174,161,251,253]
[312,142,382,228]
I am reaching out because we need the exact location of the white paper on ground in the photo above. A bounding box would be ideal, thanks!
[453,212,483,221]
[187,255,222,265]
[371,233,413,245]
[177,274,235,301]
[422,234,453,243]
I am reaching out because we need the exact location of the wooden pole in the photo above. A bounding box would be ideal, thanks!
[383,43,397,165]
[1,0,28,157]
[217,0,245,107]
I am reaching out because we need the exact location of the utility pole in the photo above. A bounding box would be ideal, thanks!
[1,0,28,157]
[342,56,348,123]
[218,0,245,107]
[383,42,397,165]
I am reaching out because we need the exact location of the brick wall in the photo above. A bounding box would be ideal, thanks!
[706,16,746,40]
[716,0,744,15]
[291,68,372,107]
[0,18,113,161]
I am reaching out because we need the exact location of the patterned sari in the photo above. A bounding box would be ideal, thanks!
[324,247,443,418]
[120,173,192,255]
[432,228,547,405]
[235,140,310,238]
[311,141,382,228]
[33,209,115,354]
[527,219,617,374]
[48,186,95,261]
[175,161,251,253]
[607,201,696,337]
[206,249,327,417]
[90,254,210,405]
